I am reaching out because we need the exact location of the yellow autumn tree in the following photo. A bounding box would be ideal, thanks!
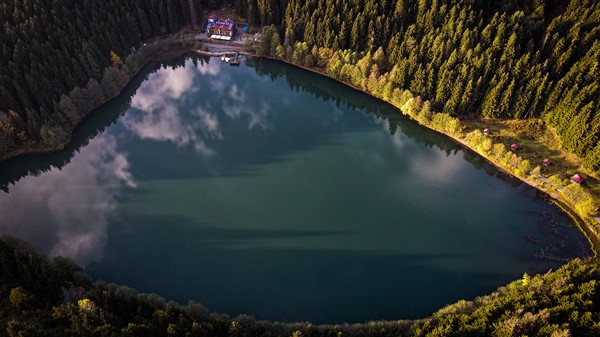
[110,50,123,67]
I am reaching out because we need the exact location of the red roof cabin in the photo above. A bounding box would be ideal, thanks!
[483,128,491,135]
[571,174,585,185]
[511,143,520,151]
[543,158,552,166]
[208,13,218,23]
[207,18,237,40]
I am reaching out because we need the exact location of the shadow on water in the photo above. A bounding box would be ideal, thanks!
[247,58,546,191]
[109,214,353,245]
[86,214,526,324]
[249,58,487,159]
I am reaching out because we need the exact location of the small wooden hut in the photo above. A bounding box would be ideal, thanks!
[543,158,552,166]
[571,174,585,184]
[511,143,520,151]
[483,128,491,135]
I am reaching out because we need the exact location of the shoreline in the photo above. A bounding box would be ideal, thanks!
[1,35,597,257]
[0,45,248,163]
[0,44,194,163]
[254,54,600,256]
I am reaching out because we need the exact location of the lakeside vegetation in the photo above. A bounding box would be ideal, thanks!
[246,0,600,235]
[251,0,600,174]
[2,236,600,336]
[3,0,597,217]
[0,0,211,159]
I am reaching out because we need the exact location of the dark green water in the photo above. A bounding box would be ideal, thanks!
[0,56,591,323]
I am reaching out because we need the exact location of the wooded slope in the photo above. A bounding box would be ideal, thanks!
[2,236,600,336]
[239,0,600,172]
[1,0,599,169]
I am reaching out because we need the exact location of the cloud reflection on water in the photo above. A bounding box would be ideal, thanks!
[382,119,464,184]
[124,59,220,154]
[223,84,271,130]
[0,58,265,266]
[195,107,222,139]
[122,58,275,157]
[0,135,135,266]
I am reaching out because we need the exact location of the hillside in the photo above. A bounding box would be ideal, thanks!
[2,236,600,336]
[0,0,214,158]
[258,0,600,173]
[2,1,600,171]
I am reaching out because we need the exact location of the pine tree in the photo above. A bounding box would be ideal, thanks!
[138,8,153,39]
[409,66,426,96]
[257,0,272,26]
[189,0,198,27]
[350,18,360,51]
[58,95,79,125]
[167,0,179,33]
[583,143,600,171]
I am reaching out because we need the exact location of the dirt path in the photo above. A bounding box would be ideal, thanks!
[199,41,244,53]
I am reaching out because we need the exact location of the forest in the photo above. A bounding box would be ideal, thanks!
[1,0,600,171]
[0,0,214,157]
[240,0,600,173]
[2,235,600,336]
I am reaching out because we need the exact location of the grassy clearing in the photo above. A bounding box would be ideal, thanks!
[462,118,599,195]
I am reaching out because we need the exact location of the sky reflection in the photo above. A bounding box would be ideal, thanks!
[0,56,590,324]
[223,84,271,130]
[0,134,135,265]
[125,59,214,154]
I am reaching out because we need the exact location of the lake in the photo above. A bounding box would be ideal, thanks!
[0,56,591,324]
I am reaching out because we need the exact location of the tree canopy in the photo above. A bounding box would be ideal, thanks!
[250,0,600,172]
[1,0,600,170]
[0,0,206,156]
[2,235,600,336]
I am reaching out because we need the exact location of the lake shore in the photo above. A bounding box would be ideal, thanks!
[2,30,598,256]
[251,54,600,256]
[0,35,195,163]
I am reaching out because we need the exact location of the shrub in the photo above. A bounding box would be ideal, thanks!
[9,287,28,309]
[478,138,493,154]
[186,301,209,322]
[492,143,507,159]
[78,298,98,313]
[465,130,484,146]
[39,124,68,147]
[515,159,531,176]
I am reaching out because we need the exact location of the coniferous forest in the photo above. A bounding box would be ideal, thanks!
[1,0,600,170]
[238,0,600,172]
[0,0,216,156]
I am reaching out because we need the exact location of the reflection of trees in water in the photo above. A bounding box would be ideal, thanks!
[248,57,391,115]
[461,147,525,188]
[250,58,544,192]
[248,58,465,155]
[0,54,210,192]
[0,55,530,194]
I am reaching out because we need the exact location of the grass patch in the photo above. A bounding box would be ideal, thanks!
[462,118,600,202]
